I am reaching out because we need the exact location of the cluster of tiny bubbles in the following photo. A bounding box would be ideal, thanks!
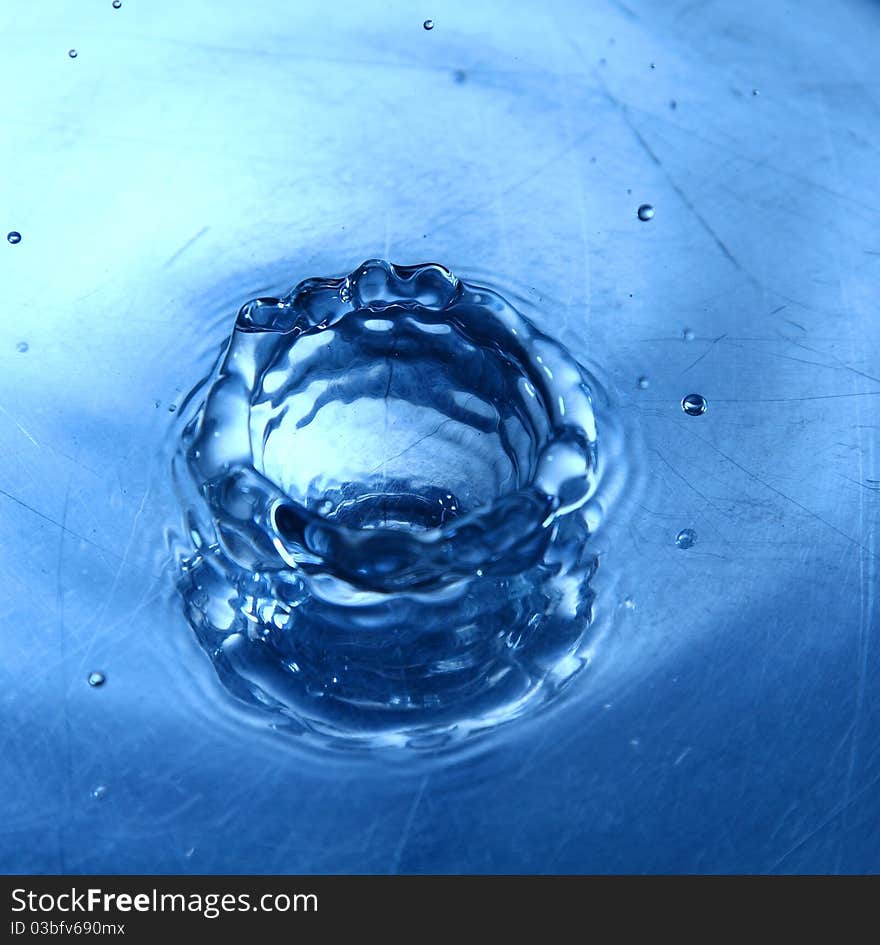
[637,376,649,390]
[681,393,708,416]
[682,328,695,341]
[90,785,107,801]
[68,49,77,58]
[637,204,655,221]
[16,342,28,353]
[423,18,434,30]
[87,671,106,688]
[675,528,697,549]
[7,231,21,244]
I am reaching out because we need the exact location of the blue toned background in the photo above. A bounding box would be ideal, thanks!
[1,0,878,873]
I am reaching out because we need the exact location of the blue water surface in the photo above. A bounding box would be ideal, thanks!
[0,0,878,873]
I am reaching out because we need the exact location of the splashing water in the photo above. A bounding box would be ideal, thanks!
[170,260,623,749]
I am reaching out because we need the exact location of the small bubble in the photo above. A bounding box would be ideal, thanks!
[423,19,434,30]
[112,0,122,7]
[91,785,107,800]
[68,49,78,58]
[623,597,636,610]
[168,404,177,413]
[752,88,759,96]
[682,328,695,341]
[7,231,21,244]
[637,376,649,390]
[87,671,106,688]
[637,203,654,221]
[675,528,697,549]
[16,342,29,353]
[681,393,708,416]
[649,62,655,70]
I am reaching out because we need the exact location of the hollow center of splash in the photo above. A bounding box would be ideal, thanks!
[171,260,610,750]
[251,314,544,533]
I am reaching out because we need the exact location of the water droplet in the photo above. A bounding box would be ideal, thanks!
[423,19,434,30]
[637,204,654,221]
[87,671,106,688]
[637,376,649,389]
[68,49,77,58]
[112,0,122,7]
[682,328,695,341]
[675,528,696,549]
[90,785,107,800]
[16,342,28,353]
[681,393,708,416]
[7,231,21,244]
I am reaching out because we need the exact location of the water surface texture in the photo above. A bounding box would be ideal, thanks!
[1,0,879,874]
[172,261,615,747]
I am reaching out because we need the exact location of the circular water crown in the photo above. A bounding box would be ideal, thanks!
[171,260,615,750]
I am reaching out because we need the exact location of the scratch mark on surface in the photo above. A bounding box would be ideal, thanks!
[679,425,875,555]
[597,77,758,283]
[163,226,209,269]
[388,775,428,874]
[0,485,120,558]
[0,403,40,448]
[681,333,726,373]
[56,480,73,874]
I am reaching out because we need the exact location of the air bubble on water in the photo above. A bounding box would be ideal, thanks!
[649,62,655,70]
[637,376,649,389]
[87,671,106,687]
[675,528,697,549]
[168,404,177,413]
[681,393,708,416]
[752,88,760,96]
[7,231,21,244]
[637,204,654,221]
[622,597,636,610]
[16,342,29,353]
[112,0,122,7]
[682,328,695,341]
[423,19,434,30]
[68,49,77,58]
[90,785,107,800]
